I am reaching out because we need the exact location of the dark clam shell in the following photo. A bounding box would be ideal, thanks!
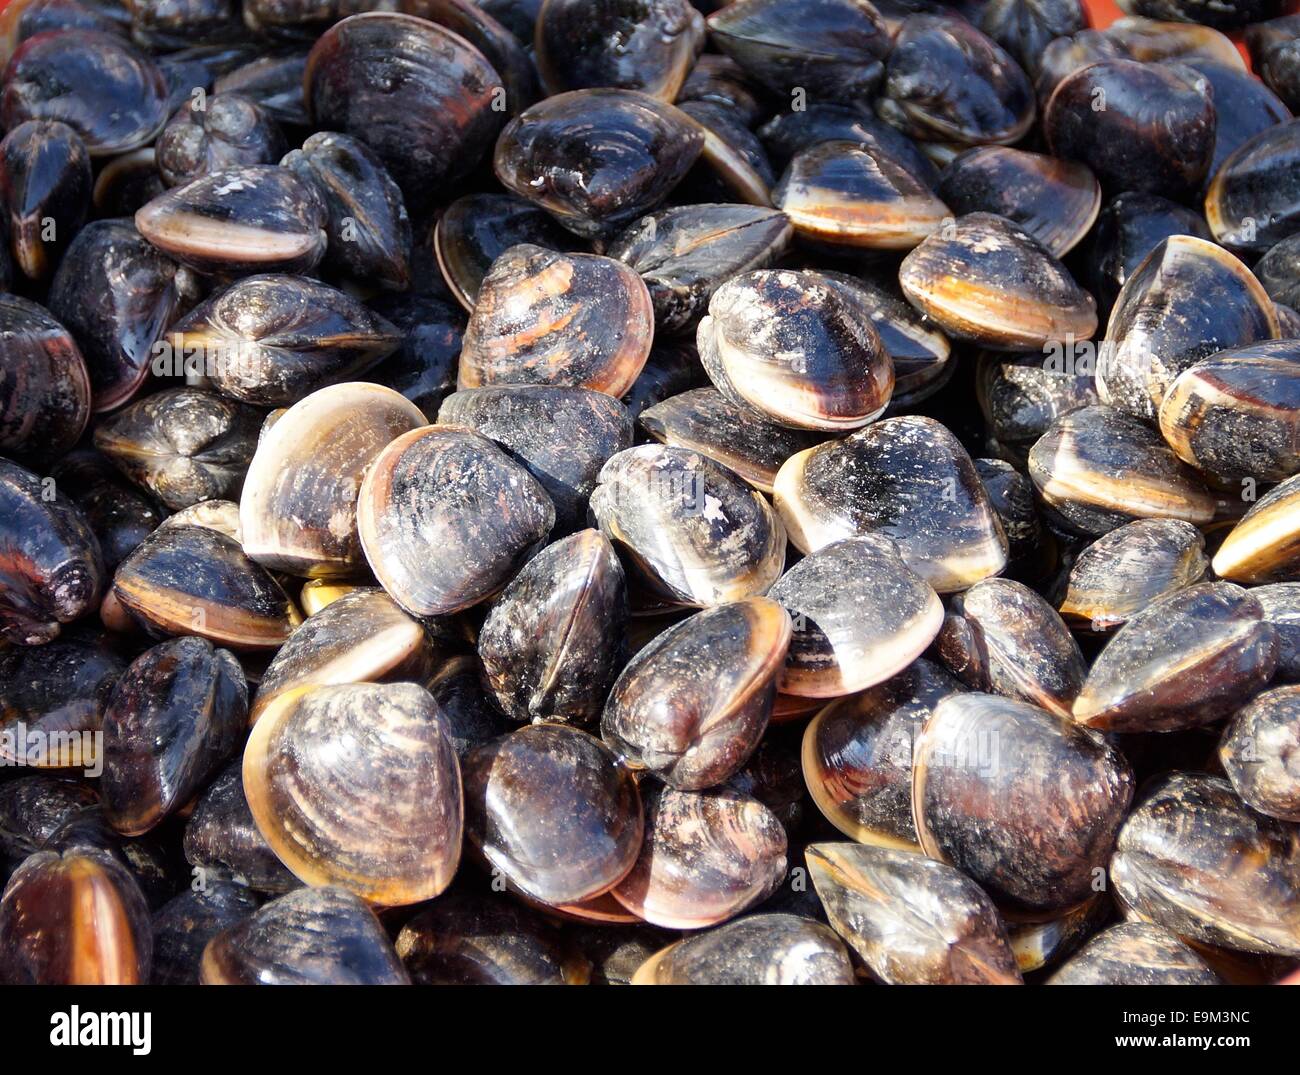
[478,529,627,727]
[899,213,1097,351]
[1045,922,1221,985]
[0,847,151,984]
[244,682,462,905]
[155,44,265,117]
[678,53,765,126]
[842,275,951,408]
[1248,14,1300,114]
[1220,685,1300,822]
[1110,771,1300,956]
[772,140,950,251]
[424,655,511,759]
[0,119,92,280]
[304,12,504,207]
[621,340,701,419]
[0,457,103,646]
[607,203,791,334]
[100,636,246,836]
[135,164,327,275]
[1159,341,1300,484]
[878,15,1035,147]
[935,145,1099,257]
[1072,582,1277,733]
[357,424,555,616]
[975,458,1053,583]
[801,658,962,849]
[0,774,99,865]
[494,89,705,240]
[1098,235,1278,422]
[434,193,573,313]
[150,881,259,986]
[975,351,1098,456]
[156,93,286,188]
[214,50,309,127]
[977,0,1086,78]
[239,382,424,578]
[0,0,127,64]
[462,723,643,905]
[697,269,894,431]
[807,842,1022,985]
[938,577,1085,718]
[0,293,90,466]
[1186,58,1291,185]
[631,912,855,985]
[281,130,411,290]
[92,386,261,510]
[249,587,443,725]
[458,245,653,398]
[1027,405,1217,536]
[611,783,786,929]
[166,274,401,406]
[913,692,1135,914]
[1,30,168,156]
[111,522,301,648]
[536,0,704,100]
[1213,473,1300,583]
[1256,232,1300,308]
[201,885,410,984]
[589,444,786,606]
[365,290,464,417]
[602,597,789,789]
[1058,518,1208,632]
[1119,0,1285,30]
[50,450,163,572]
[770,536,942,698]
[49,218,193,413]
[1253,583,1300,680]
[1043,58,1215,201]
[639,387,823,493]
[1207,118,1300,254]
[773,414,1008,593]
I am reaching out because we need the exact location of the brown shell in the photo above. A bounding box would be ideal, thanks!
[156,93,286,188]
[1045,922,1221,985]
[1213,473,1300,583]
[1220,684,1300,821]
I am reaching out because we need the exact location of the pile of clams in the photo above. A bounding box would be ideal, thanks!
[5,0,1300,991]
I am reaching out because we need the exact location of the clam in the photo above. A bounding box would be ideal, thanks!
[1043,58,1214,200]
[974,458,1053,582]
[974,352,1097,457]
[1045,922,1222,985]
[1027,405,1217,536]
[771,140,950,251]
[536,0,704,100]
[607,203,792,334]
[1219,685,1300,822]
[50,454,161,572]
[898,213,1097,350]
[201,885,409,984]
[111,522,302,648]
[1186,58,1291,184]
[1206,119,1300,254]
[478,529,627,727]
[601,598,790,789]
[303,12,504,207]
[935,146,1099,257]
[679,53,766,126]
[92,386,261,510]
[621,341,701,420]
[1108,18,1243,70]
[458,245,653,398]
[151,881,259,986]
[100,637,246,836]
[1256,233,1300,308]
[913,692,1135,913]
[611,783,787,929]
[937,578,1085,717]
[1110,771,1300,956]
[773,415,1008,593]
[1248,13,1300,113]
[239,382,424,577]
[977,0,1086,77]
[135,164,326,275]
[280,130,410,290]
[1212,473,1300,583]
[494,89,705,240]
[1097,235,1279,423]
[1,30,168,156]
[424,655,512,758]
[0,119,92,280]
[807,842,1022,985]
[0,0,126,65]
[589,445,786,606]
[243,682,462,905]
[1058,519,1208,632]
[156,93,286,188]
[365,291,464,418]
[434,193,573,313]
[49,218,194,412]
[678,100,775,207]
[1006,891,1108,974]
[461,724,643,905]
[0,457,104,646]
[697,269,894,431]
[1072,582,1277,733]
[165,274,402,406]
[357,425,555,616]
[1253,583,1300,681]
[878,15,1035,147]
[214,50,310,127]
[0,293,91,466]
[1117,0,1285,30]
[801,658,963,850]
[770,536,942,699]
[249,588,444,725]
[0,847,151,984]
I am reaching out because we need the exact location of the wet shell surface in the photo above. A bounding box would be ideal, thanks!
[156,93,286,189]
[1045,922,1221,985]
[0,118,93,281]
[1213,473,1300,584]
[1206,118,1300,254]
[1218,685,1300,821]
